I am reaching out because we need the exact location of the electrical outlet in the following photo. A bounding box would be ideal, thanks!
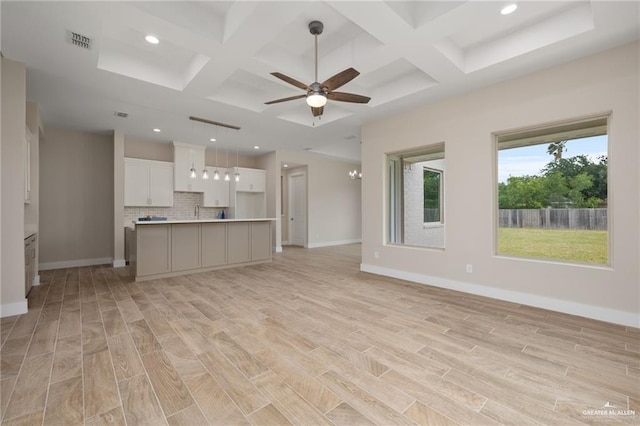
[374,251,379,259]
[466,264,473,273]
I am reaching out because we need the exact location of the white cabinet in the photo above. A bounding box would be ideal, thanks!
[124,158,174,207]
[24,126,31,204]
[234,167,266,192]
[173,142,206,192]
[202,167,230,207]
[229,167,266,219]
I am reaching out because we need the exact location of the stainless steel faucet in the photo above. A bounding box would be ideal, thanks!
[194,204,200,219]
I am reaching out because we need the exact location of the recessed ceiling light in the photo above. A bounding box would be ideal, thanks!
[145,35,159,44]
[210,138,216,142]
[283,164,289,168]
[254,146,260,149]
[501,4,517,15]
[153,128,161,132]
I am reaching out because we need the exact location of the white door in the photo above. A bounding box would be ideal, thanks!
[288,173,306,247]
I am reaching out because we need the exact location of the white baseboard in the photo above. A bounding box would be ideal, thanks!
[113,259,127,268]
[360,263,639,328]
[281,240,289,246]
[275,246,283,253]
[307,239,362,249]
[32,275,41,287]
[1,300,28,318]
[39,257,113,271]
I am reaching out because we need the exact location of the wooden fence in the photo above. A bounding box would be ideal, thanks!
[498,208,607,230]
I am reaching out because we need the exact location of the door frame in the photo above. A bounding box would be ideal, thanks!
[287,171,307,248]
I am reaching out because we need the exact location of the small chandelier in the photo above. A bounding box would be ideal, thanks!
[349,169,362,180]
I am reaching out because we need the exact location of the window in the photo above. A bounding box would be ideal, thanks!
[496,116,609,265]
[388,143,445,248]
[423,167,443,223]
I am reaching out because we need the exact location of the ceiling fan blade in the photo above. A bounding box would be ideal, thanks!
[270,72,310,91]
[327,92,371,103]
[321,68,360,91]
[311,106,324,117]
[264,94,307,105]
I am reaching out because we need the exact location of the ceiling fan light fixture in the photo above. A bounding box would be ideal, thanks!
[307,92,327,108]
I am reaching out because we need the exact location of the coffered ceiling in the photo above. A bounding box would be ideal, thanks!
[1,1,638,161]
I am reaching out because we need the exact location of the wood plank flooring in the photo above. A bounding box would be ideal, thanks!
[1,244,638,425]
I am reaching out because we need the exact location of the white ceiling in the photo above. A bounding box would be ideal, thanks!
[1,1,638,161]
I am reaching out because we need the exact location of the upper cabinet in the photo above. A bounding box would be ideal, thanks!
[173,142,205,192]
[202,167,230,207]
[24,126,31,204]
[124,158,173,207]
[233,167,266,192]
[229,167,267,219]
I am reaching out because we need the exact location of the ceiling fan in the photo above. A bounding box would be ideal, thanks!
[265,20,371,118]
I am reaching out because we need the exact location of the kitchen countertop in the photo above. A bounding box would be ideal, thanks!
[133,218,277,225]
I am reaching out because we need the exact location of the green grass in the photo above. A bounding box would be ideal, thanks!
[498,228,608,265]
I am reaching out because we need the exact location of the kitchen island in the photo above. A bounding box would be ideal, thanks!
[130,219,275,281]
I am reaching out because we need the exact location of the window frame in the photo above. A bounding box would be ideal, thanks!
[386,142,445,249]
[493,112,612,266]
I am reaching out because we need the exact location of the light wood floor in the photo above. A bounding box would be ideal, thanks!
[1,244,638,425]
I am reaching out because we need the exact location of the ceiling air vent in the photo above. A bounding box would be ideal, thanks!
[67,31,91,50]
[114,111,129,118]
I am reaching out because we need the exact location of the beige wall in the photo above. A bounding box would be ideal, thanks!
[205,147,257,169]
[25,102,40,229]
[40,128,114,268]
[124,136,258,168]
[125,137,173,162]
[361,42,639,326]
[279,150,362,248]
[25,102,43,281]
[113,130,125,265]
[1,57,27,316]
[256,151,280,251]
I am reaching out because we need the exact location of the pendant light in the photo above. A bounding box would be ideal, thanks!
[190,163,197,179]
[224,140,230,181]
[349,169,362,179]
[213,137,220,180]
[202,168,209,179]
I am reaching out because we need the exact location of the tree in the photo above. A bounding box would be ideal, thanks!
[498,154,607,209]
[423,169,441,221]
[547,140,567,161]
[499,175,546,209]
[542,155,607,203]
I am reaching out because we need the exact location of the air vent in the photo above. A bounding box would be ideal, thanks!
[67,31,91,49]
[114,111,129,118]
[344,135,357,140]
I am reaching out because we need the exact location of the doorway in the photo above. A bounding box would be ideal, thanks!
[288,171,306,247]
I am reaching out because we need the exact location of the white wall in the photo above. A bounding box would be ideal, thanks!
[39,128,114,269]
[361,42,639,326]
[279,150,362,248]
[1,57,27,317]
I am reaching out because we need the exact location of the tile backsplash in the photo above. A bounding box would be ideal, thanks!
[124,192,225,226]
